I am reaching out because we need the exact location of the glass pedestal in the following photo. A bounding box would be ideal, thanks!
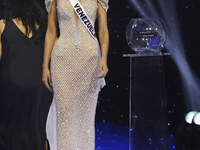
[123,53,170,150]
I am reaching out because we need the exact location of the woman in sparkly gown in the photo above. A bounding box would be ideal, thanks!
[42,0,109,149]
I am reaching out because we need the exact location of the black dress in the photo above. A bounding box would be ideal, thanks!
[0,20,52,150]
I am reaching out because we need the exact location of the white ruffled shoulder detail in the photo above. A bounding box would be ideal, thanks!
[45,0,55,13]
[98,0,109,12]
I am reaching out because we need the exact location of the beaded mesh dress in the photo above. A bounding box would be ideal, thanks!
[45,0,109,150]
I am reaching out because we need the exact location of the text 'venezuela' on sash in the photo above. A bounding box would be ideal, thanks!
[74,3,96,37]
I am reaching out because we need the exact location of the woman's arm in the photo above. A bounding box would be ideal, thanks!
[0,20,5,61]
[42,0,57,92]
[0,21,2,61]
[97,2,110,78]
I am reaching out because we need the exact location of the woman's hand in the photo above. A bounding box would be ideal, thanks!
[97,3,109,79]
[97,59,109,78]
[42,68,53,92]
[42,0,57,92]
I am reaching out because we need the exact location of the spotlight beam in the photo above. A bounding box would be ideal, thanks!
[144,0,160,19]
[129,0,200,111]
[130,0,150,17]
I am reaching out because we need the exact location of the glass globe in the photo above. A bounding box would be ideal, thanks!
[126,18,167,53]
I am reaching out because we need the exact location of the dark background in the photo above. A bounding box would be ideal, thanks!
[1,0,200,137]
[96,0,200,135]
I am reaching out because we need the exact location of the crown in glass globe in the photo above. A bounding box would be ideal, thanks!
[126,18,167,53]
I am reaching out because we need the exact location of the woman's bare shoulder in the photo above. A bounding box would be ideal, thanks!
[0,19,5,26]
[0,19,6,34]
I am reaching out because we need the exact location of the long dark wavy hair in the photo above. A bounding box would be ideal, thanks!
[3,0,47,37]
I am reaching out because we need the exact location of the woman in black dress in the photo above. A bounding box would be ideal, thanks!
[0,0,52,149]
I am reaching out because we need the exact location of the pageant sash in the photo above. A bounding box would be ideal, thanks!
[69,0,97,40]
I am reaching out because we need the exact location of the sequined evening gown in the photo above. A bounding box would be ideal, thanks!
[45,0,109,150]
